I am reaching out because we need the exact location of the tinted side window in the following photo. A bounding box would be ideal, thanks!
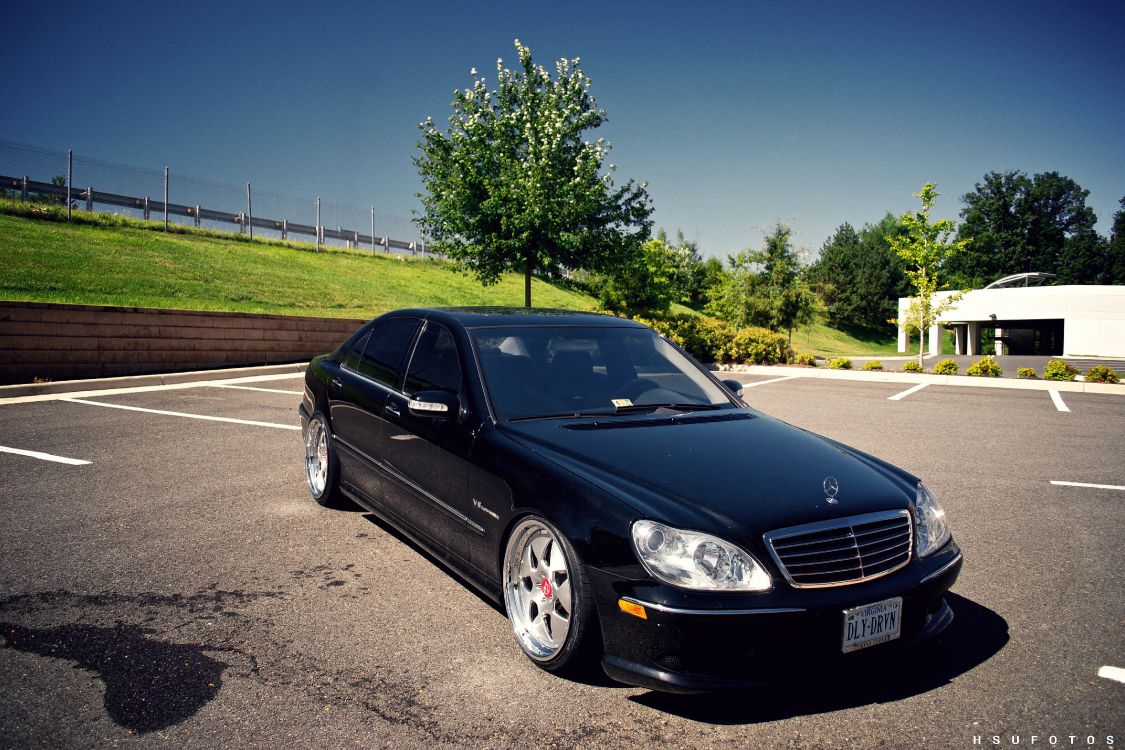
[404,323,462,396]
[358,318,420,388]
[342,331,371,372]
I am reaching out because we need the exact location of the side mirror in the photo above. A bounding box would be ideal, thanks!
[407,390,461,420]
[721,378,744,398]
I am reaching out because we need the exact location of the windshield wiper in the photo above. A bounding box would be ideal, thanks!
[611,402,722,414]
[508,411,584,423]
[508,403,723,422]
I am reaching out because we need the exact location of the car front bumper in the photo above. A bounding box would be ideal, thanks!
[588,542,963,693]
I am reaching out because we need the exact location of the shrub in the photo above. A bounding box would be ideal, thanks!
[719,326,792,365]
[861,360,882,371]
[933,359,958,375]
[827,357,852,370]
[792,352,817,367]
[1084,364,1119,383]
[634,314,732,363]
[967,355,1003,377]
[633,314,792,365]
[1017,367,1036,379]
[901,361,923,373]
[1043,359,1078,381]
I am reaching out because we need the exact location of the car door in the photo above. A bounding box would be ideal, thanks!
[377,320,480,558]
[329,317,421,507]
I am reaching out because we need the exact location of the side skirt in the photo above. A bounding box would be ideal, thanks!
[340,485,504,607]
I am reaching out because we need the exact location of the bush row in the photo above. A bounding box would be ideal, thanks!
[633,314,793,365]
[631,313,1122,383]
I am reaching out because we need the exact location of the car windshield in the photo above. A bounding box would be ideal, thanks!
[469,325,733,420]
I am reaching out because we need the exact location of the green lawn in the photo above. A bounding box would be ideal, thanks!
[0,208,597,318]
[789,320,957,358]
[788,321,899,357]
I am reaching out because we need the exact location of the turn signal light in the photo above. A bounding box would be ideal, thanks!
[618,599,647,620]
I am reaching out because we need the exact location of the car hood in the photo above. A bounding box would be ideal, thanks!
[498,409,916,543]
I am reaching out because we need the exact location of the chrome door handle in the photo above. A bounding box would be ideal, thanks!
[330,377,342,389]
[385,405,401,418]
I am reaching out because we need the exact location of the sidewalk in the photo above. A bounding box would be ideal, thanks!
[714,363,1125,395]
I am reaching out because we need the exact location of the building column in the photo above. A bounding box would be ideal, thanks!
[994,327,1005,356]
[954,325,966,355]
[967,322,980,356]
[928,325,941,356]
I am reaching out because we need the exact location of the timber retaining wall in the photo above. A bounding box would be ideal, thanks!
[0,302,366,384]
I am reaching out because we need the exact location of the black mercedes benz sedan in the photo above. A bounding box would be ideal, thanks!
[298,307,962,692]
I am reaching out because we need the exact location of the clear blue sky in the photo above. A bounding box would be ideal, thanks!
[3,0,1122,258]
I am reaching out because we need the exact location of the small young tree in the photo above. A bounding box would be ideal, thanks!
[888,184,969,368]
[414,40,653,307]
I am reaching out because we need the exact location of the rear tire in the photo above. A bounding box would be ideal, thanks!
[502,516,599,675]
[304,412,345,508]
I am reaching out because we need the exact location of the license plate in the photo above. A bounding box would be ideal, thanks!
[842,597,902,653]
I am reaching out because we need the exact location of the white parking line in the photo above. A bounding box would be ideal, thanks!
[739,375,800,389]
[1098,666,1125,683]
[61,398,300,430]
[0,372,304,406]
[209,384,302,395]
[0,445,91,465]
[1050,480,1125,491]
[1049,390,1070,412]
[888,383,930,401]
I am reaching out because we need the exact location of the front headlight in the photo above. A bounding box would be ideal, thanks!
[914,482,951,557]
[631,520,772,591]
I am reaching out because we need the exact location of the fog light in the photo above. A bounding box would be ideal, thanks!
[618,599,648,620]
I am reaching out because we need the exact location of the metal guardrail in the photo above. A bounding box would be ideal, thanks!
[1,174,425,254]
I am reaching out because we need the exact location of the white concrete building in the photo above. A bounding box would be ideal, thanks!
[898,277,1125,358]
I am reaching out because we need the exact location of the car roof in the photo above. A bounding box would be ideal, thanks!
[389,307,648,329]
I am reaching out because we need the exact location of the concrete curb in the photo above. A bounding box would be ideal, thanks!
[713,364,1125,395]
[0,362,308,399]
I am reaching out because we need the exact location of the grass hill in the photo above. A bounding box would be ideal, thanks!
[0,202,905,356]
[0,204,596,317]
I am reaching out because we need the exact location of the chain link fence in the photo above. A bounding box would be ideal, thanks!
[0,139,426,254]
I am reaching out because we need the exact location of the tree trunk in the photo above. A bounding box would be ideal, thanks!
[917,303,925,368]
[524,253,533,308]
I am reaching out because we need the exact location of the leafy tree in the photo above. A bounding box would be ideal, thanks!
[1109,197,1125,284]
[413,40,653,307]
[709,223,815,340]
[598,237,677,315]
[649,229,695,306]
[888,184,969,368]
[950,170,1105,286]
[808,215,908,331]
[698,256,727,307]
[708,247,769,328]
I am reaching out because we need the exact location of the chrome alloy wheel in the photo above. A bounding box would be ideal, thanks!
[304,417,329,497]
[503,519,573,661]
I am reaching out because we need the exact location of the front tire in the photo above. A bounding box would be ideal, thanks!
[502,516,597,674]
[304,412,344,508]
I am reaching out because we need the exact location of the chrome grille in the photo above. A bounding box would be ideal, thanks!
[764,510,913,588]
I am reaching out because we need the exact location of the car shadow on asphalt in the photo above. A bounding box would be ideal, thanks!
[629,592,1008,723]
[358,512,630,689]
[360,513,506,617]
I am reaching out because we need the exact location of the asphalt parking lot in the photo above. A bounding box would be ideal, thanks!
[1,372,1122,749]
